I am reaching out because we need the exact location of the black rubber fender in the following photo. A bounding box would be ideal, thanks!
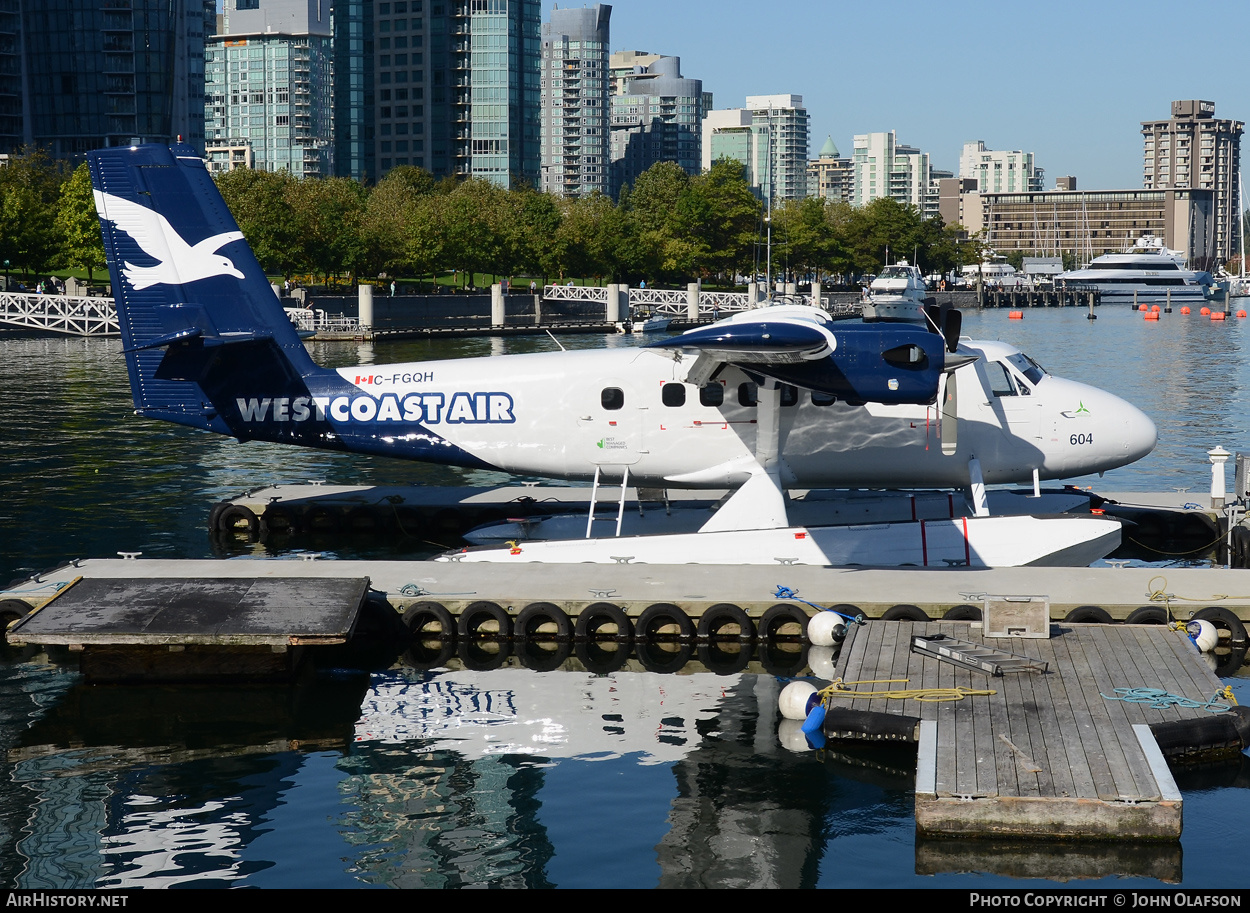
[1149,706,1250,761]
[517,637,572,673]
[516,602,572,642]
[260,504,299,535]
[636,603,694,641]
[574,603,632,642]
[574,638,631,675]
[758,603,809,641]
[1064,605,1113,624]
[943,604,982,621]
[1125,605,1169,625]
[215,504,259,539]
[457,601,512,640]
[1192,606,1249,646]
[696,640,752,675]
[304,506,341,533]
[457,637,511,671]
[823,707,922,743]
[880,604,931,622]
[696,603,754,642]
[403,601,455,638]
[0,598,30,646]
[636,638,693,674]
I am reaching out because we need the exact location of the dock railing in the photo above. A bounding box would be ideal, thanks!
[0,292,119,336]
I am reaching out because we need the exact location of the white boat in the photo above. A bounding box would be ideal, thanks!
[861,262,932,322]
[617,314,672,334]
[1056,235,1213,303]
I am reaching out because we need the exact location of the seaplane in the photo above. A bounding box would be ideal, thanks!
[87,143,1157,568]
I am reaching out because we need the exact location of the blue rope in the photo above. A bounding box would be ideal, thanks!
[773,585,865,624]
[1100,687,1231,713]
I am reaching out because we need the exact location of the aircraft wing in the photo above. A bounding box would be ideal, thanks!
[648,312,949,405]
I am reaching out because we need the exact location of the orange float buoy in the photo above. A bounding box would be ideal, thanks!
[1211,310,1227,321]
[1143,311,1159,320]
[1239,310,1247,319]
[1151,304,1161,312]
[1008,310,1023,320]
[1201,307,1211,315]
[1181,306,1191,314]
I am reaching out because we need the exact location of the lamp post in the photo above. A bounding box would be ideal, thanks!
[3,260,9,291]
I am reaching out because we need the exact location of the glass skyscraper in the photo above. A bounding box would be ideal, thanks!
[12,0,212,158]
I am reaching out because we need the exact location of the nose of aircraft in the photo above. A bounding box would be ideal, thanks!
[1121,397,1158,465]
[1041,378,1157,476]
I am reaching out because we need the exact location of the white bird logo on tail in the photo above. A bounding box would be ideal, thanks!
[93,190,246,290]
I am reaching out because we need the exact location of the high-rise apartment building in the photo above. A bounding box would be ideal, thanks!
[746,95,808,203]
[958,141,1043,195]
[1142,99,1243,265]
[852,130,933,211]
[608,56,702,198]
[332,0,374,182]
[540,4,610,198]
[374,0,539,187]
[205,0,335,177]
[702,95,808,203]
[9,0,212,159]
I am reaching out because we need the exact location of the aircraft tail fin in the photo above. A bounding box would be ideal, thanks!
[87,143,319,434]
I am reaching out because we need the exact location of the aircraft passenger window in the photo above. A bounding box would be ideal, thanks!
[780,385,798,407]
[699,383,724,407]
[811,391,837,406]
[738,382,758,407]
[986,362,1017,397]
[601,387,624,410]
[661,383,686,407]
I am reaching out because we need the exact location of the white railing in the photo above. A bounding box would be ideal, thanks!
[542,285,611,303]
[542,284,861,318]
[284,307,360,334]
[0,293,119,336]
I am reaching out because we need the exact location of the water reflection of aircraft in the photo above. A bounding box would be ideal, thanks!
[88,144,1156,566]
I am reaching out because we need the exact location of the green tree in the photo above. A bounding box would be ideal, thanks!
[689,158,761,282]
[287,176,367,283]
[55,163,104,282]
[215,168,301,278]
[0,148,66,280]
[360,165,435,278]
[438,178,510,287]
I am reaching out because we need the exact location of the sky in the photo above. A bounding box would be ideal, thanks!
[605,0,1250,190]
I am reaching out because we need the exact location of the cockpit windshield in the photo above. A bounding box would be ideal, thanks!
[879,266,912,279]
[1005,352,1047,385]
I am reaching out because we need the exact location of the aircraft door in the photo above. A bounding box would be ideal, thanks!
[579,381,646,466]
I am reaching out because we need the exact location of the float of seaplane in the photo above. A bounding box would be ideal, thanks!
[87,143,1157,568]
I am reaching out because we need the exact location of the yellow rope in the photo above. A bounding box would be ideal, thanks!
[819,678,996,703]
[1146,574,1250,608]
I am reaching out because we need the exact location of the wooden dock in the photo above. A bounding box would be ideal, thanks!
[830,620,1234,840]
[8,575,372,682]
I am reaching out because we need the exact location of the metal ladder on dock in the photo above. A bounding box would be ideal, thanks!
[910,632,1049,676]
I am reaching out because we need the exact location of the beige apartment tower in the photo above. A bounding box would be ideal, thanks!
[1142,100,1242,267]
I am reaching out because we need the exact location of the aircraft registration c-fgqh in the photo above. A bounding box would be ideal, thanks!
[87,143,1157,567]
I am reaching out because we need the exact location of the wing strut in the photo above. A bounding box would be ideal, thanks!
[699,381,790,533]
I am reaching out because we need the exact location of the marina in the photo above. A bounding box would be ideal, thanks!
[2,306,1249,887]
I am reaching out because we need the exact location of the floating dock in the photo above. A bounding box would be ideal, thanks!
[826,620,1242,840]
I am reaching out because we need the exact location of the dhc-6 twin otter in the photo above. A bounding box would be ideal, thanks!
[87,143,1157,567]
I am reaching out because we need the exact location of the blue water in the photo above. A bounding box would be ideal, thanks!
[1,308,1248,889]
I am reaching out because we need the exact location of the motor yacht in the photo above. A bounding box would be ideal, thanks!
[1056,235,1213,303]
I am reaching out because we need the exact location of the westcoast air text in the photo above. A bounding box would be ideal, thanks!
[234,392,515,425]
